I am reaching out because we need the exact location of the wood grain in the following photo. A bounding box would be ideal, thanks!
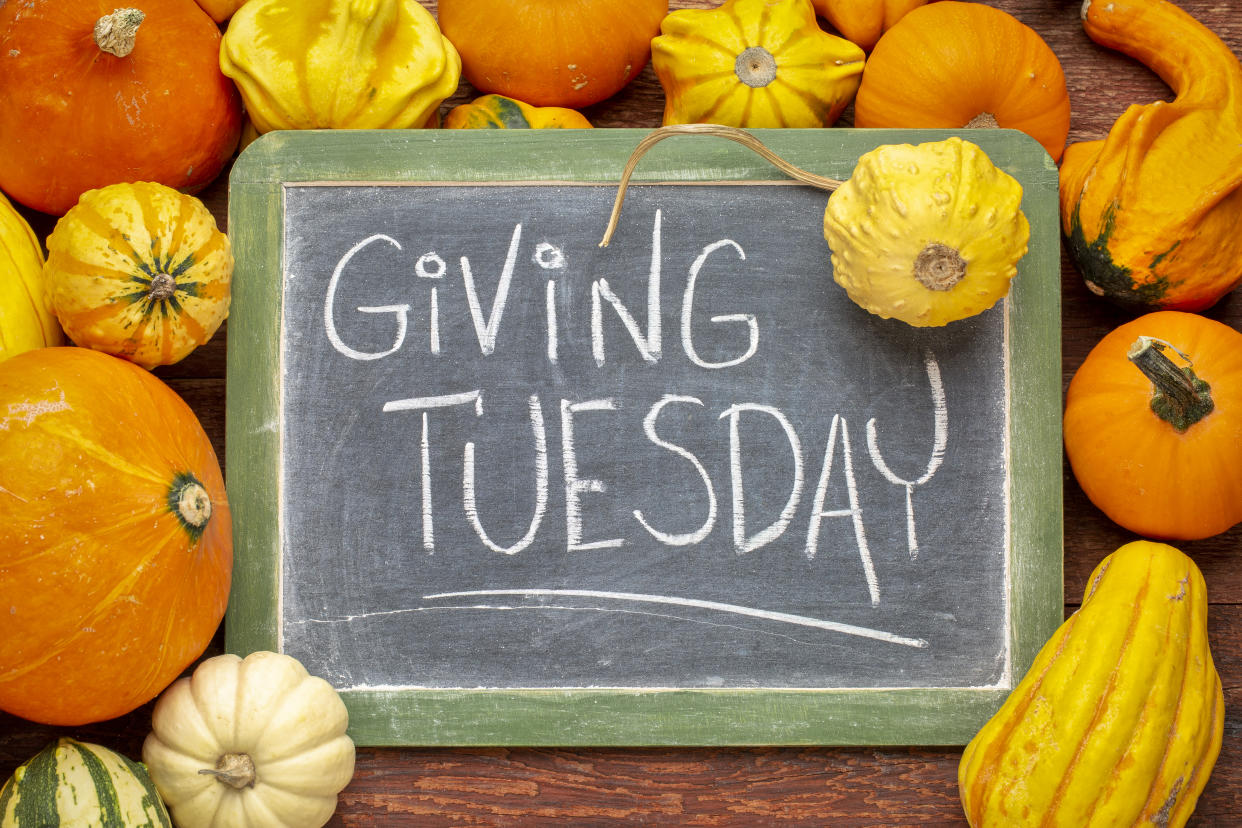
[4,0,1242,824]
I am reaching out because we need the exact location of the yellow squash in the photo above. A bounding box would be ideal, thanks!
[959,540,1223,827]
[443,94,593,129]
[823,137,1029,326]
[219,0,461,132]
[651,0,865,128]
[0,192,62,361]
[1060,0,1242,310]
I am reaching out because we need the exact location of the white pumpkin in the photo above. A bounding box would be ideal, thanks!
[141,651,356,828]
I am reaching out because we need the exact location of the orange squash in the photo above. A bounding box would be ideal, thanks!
[1064,311,1242,540]
[437,0,668,109]
[0,347,232,725]
[0,1,242,215]
[852,1,1071,162]
[811,0,930,51]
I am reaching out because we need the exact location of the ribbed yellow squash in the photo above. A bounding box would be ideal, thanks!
[959,540,1223,827]
[651,0,865,128]
[44,182,232,369]
[0,192,62,362]
[823,137,1029,327]
[443,94,593,129]
[219,0,461,132]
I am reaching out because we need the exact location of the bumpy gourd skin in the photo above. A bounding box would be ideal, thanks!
[823,137,1029,327]
[959,540,1223,828]
[220,0,461,132]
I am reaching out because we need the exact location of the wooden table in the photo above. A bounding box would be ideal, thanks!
[3,1,1240,823]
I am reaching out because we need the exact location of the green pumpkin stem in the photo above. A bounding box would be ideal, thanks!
[1127,336,1214,432]
[94,8,145,58]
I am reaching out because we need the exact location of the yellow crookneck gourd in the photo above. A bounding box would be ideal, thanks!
[824,137,1030,327]
[1060,0,1242,310]
[219,0,461,132]
[650,0,865,128]
[959,540,1223,827]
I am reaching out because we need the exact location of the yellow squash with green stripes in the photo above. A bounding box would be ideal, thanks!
[443,94,593,130]
[1,738,171,826]
[44,181,231,369]
[959,540,1223,827]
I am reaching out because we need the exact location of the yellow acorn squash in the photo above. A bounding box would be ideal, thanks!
[219,0,461,132]
[959,540,1223,827]
[443,94,593,129]
[0,192,62,362]
[651,0,865,128]
[823,137,1029,327]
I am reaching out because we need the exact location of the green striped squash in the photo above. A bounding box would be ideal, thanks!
[0,738,171,827]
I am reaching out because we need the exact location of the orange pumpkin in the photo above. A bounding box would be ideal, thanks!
[811,0,930,51]
[0,1,242,215]
[1064,311,1242,540]
[852,1,1071,162]
[0,347,232,725]
[437,0,668,108]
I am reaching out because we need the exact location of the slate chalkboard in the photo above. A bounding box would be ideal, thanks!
[226,129,1063,746]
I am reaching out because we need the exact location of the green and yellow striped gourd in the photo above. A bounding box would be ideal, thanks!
[0,738,171,827]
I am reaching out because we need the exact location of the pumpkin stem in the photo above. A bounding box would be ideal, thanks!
[94,8,146,58]
[168,472,213,542]
[198,753,256,790]
[913,243,967,291]
[735,47,778,88]
[964,112,1000,130]
[1127,336,1214,432]
[149,273,177,301]
[600,124,844,247]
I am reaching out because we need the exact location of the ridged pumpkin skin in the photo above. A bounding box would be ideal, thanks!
[143,652,356,828]
[1060,0,1242,310]
[0,347,232,726]
[651,0,865,128]
[0,0,242,216]
[824,137,1029,327]
[438,0,667,109]
[444,94,593,129]
[220,0,461,132]
[0,738,172,827]
[959,540,1223,827]
[811,0,929,51]
[853,1,1071,162]
[1064,312,1242,540]
[45,182,232,369]
[0,193,62,362]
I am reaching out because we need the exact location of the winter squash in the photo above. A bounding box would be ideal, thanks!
[824,137,1029,326]
[960,540,1222,827]
[220,0,460,132]
[444,94,593,129]
[651,0,865,128]
[0,193,62,362]
[0,738,172,826]
[853,1,1071,162]
[811,0,930,51]
[44,182,232,369]
[1061,0,1242,310]
[192,0,248,22]
[0,347,231,726]
[143,651,355,828]
[438,0,667,109]
[1064,311,1242,540]
[0,1,242,215]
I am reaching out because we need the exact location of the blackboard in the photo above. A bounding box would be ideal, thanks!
[226,128,1063,746]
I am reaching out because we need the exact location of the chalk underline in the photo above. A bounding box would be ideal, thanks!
[422,589,929,649]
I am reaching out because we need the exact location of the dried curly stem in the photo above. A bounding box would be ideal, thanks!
[94,8,146,58]
[599,124,844,247]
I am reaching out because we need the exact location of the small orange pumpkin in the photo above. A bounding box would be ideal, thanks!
[0,1,242,215]
[811,0,930,51]
[437,0,668,108]
[0,347,232,725]
[1064,311,1242,540]
[852,1,1071,162]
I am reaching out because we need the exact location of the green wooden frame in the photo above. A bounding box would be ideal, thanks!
[226,128,1062,746]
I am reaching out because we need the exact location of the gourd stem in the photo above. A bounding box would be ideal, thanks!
[94,8,145,58]
[599,124,843,247]
[1127,336,1214,432]
[198,753,256,789]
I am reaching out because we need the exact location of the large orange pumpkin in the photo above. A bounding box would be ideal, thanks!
[0,347,232,725]
[0,0,242,215]
[437,0,668,109]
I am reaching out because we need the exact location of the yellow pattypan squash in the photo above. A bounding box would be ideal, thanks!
[443,94,593,129]
[0,192,62,362]
[824,137,1029,327]
[220,0,461,132]
[651,0,865,128]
